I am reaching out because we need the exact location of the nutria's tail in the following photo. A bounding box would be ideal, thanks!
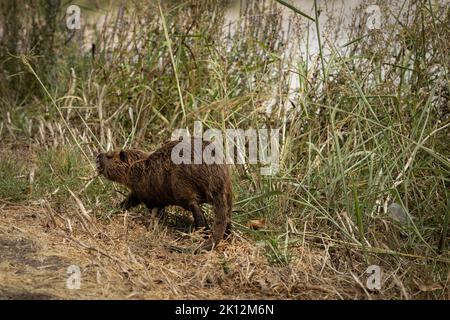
[199,190,231,251]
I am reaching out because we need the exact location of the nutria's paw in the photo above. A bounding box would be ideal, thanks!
[224,223,232,237]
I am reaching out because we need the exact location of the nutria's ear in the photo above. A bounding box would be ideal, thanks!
[119,150,127,162]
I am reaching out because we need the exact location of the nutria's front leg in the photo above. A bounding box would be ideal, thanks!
[189,203,209,230]
[120,193,141,209]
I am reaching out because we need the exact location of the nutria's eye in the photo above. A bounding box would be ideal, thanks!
[119,151,127,162]
[106,153,113,159]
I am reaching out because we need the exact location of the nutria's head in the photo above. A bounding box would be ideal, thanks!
[96,149,148,186]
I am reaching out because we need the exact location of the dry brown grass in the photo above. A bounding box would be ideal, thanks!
[0,201,373,300]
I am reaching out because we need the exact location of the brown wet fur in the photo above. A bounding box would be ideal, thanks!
[96,138,232,251]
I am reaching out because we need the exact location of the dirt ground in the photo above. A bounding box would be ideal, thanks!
[0,201,369,300]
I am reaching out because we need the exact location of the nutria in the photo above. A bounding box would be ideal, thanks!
[96,138,232,251]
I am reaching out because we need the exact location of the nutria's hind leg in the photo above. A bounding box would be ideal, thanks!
[120,193,141,209]
[197,193,229,252]
[188,202,209,230]
[224,193,232,237]
[224,221,232,237]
